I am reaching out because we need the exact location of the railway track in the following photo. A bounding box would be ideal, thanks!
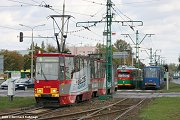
[36,98,149,120]
[0,105,43,120]
[0,105,62,120]
[0,97,151,120]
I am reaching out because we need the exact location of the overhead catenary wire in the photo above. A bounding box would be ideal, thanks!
[30,0,40,4]
[111,6,135,31]
[70,33,102,42]
[80,0,106,6]
[7,0,37,6]
[115,0,162,6]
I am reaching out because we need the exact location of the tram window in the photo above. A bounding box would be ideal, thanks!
[84,59,87,68]
[90,59,95,79]
[80,58,84,70]
[36,57,59,80]
[65,57,74,80]
[59,66,64,80]
[118,72,130,78]
[59,57,65,80]
[100,62,103,78]
[95,61,98,78]
[74,57,80,72]
[96,62,100,78]
[65,67,70,79]
[145,68,158,78]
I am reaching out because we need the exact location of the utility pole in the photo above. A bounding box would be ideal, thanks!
[19,24,45,81]
[105,0,112,97]
[135,30,139,68]
[76,0,143,99]
[149,48,153,65]
[122,31,154,68]
[61,0,65,52]
[153,49,161,66]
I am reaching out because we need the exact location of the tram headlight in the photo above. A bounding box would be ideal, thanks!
[51,88,57,93]
[37,88,43,93]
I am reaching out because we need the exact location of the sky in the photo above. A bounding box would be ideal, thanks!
[0,0,180,65]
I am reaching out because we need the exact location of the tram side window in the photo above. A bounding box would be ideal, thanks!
[74,57,80,72]
[96,61,101,78]
[65,57,74,80]
[94,61,98,78]
[84,58,88,68]
[100,62,103,78]
[90,59,95,79]
[102,62,106,78]
[80,58,84,69]
[59,57,65,80]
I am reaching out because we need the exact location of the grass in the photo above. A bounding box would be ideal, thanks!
[0,96,36,110]
[159,81,180,93]
[139,82,180,120]
[139,97,180,120]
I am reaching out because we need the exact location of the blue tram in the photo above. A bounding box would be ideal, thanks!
[142,66,164,89]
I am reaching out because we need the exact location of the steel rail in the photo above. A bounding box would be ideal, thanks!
[77,98,128,120]
[113,98,147,120]
[38,98,128,120]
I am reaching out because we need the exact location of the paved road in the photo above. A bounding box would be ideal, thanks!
[172,79,180,84]
[0,89,34,97]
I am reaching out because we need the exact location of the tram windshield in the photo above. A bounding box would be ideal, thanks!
[36,57,59,80]
[118,72,130,78]
[144,68,158,78]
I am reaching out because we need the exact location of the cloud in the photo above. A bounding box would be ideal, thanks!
[0,0,179,65]
[157,1,180,12]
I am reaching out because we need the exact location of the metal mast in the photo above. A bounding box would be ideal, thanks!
[105,0,113,95]
[135,30,139,68]
[61,0,65,52]
[122,31,154,68]
[76,0,143,99]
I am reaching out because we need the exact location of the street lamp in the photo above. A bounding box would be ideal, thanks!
[19,24,45,81]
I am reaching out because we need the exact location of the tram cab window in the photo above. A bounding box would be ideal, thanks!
[36,57,59,80]
[145,68,158,78]
[118,72,130,78]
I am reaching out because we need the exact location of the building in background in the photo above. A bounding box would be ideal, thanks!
[67,45,97,55]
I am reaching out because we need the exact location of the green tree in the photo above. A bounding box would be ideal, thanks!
[46,43,57,52]
[168,63,178,76]
[114,39,132,52]
[113,39,133,66]
[0,50,24,71]
[23,54,31,71]
[41,41,45,50]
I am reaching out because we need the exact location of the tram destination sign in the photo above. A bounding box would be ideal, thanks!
[113,52,129,58]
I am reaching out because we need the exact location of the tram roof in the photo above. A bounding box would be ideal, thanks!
[34,53,103,60]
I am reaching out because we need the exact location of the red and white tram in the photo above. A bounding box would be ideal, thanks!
[34,53,109,105]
